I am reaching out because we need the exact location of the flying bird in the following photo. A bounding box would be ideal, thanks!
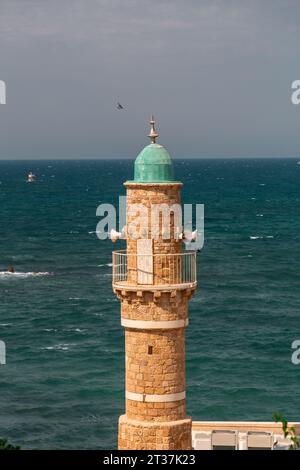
[117,102,124,110]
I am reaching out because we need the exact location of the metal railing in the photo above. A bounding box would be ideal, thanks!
[112,250,197,287]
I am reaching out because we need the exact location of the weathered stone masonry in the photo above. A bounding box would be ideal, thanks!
[113,119,196,450]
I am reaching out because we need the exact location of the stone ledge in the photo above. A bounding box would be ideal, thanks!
[113,282,197,294]
[124,182,183,189]
[120,414,192,428]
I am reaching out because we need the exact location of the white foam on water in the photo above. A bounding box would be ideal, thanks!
[250,235,274,240]
[65,327,86,333]
[42,343,75,351]
[0,271,52,279]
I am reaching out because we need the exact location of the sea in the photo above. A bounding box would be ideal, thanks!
[0,158,299,449]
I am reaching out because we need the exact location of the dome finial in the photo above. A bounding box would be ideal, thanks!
[148,115,159,144]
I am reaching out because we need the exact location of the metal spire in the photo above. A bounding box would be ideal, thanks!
[148,116,159,144]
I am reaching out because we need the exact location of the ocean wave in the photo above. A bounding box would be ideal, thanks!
[250,236,274,240]
[0,271,52,279]
[65,327,86,333]
[42,343,76,351]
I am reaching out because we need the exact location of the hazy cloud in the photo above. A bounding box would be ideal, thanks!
[0,0,300,159]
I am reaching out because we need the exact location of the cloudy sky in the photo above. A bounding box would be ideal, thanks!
[0,0,300,159]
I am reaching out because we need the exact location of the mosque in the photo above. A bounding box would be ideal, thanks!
[111,118,299,451]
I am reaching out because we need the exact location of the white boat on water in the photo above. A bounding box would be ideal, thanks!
[27,172,36,182]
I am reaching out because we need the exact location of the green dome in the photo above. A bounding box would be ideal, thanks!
[134,143,174,183]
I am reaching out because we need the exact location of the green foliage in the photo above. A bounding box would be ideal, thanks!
[0,438,20,450]
[272,413,300,450]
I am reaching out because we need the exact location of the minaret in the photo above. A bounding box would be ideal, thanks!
[112,118,197,450]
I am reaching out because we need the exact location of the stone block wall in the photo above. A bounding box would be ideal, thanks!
[116,182,194,450]
[125,183,183,285]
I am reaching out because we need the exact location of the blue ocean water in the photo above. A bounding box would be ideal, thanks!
[0,158,299,449]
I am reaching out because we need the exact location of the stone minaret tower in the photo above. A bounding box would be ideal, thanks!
[112,118,197,450]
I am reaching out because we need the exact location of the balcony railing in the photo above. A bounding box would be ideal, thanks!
[112,250,197,288]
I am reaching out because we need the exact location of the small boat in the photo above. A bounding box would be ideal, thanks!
[297,161,300,165]
[27,172,36,183]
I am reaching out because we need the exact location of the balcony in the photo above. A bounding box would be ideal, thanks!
[112,250,197,290]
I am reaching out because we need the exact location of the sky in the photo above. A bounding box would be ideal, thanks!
[0,0,300,159]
